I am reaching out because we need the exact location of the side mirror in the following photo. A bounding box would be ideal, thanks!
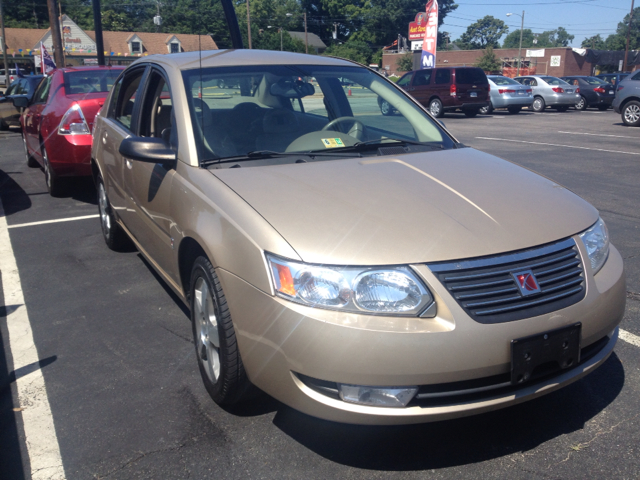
[119,137,177,164]
[12,96,29,108]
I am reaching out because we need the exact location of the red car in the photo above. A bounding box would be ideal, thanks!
[19,66,124,196]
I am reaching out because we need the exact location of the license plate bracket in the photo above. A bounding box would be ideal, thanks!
[511,323,581,385]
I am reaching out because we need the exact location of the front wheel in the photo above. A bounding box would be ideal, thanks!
[576,96,587,110]
[429,98,444,118]
[507,106,522,114]
[621,100,640,127]
[380,99,393,116]
[532,96,546,112]
[190,256,253,405]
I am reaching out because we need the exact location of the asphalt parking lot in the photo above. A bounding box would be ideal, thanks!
[1,107,639,479]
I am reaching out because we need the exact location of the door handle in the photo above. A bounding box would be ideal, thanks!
[126,159,132,169]
[102,131,108,144]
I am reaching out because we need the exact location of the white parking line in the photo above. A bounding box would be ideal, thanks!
[620,329,640,348]
[8,214,99,229]
[0,199,66,479]
[558,131,637,139]
[475,137,640,156]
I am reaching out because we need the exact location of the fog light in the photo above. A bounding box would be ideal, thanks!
[338,384,417,408]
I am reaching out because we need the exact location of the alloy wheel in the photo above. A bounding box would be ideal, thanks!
[624,104,640,125]
[43,149,52,189]
[533,98,543,111]
[194,277,221,383]
[98,182,111,237]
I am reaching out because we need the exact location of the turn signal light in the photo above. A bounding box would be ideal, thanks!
[593,87,605,93]
[552,87,565,93]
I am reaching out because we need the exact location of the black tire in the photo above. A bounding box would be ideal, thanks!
[380,99,393,116]
[23,134,39,167]
[42,145,64,197]
[532,96,546,112]
[576,96,588,111]
[597,105,609,111]
[0,121,8,131]
[97,174,130,251]
[429,98,444,118]
[190,256,253,405]
[464,109,480,118]
[621,100,640,127]
[479,103,493,114]
[507,106,522,114]
[556,106,569,112]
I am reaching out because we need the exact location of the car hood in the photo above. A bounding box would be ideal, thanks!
[212,148,598,265]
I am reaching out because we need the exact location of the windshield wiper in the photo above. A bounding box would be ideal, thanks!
[200,149,361,167]
[352,138,439,148]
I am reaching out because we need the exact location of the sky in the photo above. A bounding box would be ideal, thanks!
[439,0,633,48]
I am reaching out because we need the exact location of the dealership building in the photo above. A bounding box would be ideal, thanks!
[0,15,217,73]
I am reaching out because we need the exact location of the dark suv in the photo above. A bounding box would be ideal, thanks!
[392,67,489,117]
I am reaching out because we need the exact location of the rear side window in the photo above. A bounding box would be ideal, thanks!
[413,70,432,86]
[64,70,121,94]
[397,73,412,87]
[434,69,451,84]
[455,68,487,85]
[632,72,640,81]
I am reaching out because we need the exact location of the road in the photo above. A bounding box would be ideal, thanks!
[1,107,639,479]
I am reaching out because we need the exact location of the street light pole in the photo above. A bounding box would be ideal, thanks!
[246,0,252,49]
[507,11,525,76]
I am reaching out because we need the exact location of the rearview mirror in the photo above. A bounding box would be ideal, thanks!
[119,137,176,164]
[12,96,29,108]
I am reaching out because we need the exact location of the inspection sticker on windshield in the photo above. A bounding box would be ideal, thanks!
[322,138,345,148]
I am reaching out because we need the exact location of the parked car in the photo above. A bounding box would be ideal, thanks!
[0,68,17,86]
[596,73,630,87]
[393,66,489,117]
[480,75,533,114]
[91,50,625,425]
[612,70,640,127]
[0,75,43,129]
[15,66,124,196]
[560,76,615,110]
[514,75,580,112]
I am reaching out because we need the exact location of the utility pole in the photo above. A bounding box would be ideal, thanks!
[0,0,9,87]
[58,0,66,66]
[304,12,308,54]
[47,0,64,67]
[92,0,105,65]
[623,0,635,73]
[246,0,252,49]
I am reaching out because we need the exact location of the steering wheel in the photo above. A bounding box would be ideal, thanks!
[322,116,366,141]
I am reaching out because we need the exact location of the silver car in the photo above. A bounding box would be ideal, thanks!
[514,75,580,112]
[480,75,533,114]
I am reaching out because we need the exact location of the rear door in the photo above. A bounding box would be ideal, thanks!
[433,68,453,108]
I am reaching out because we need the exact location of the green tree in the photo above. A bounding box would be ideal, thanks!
[535,27,575,48]
[253,28,306,53]
[581,34,605,49]
[396,52,414,71]
[456,16,508,50]
[101,10,134,32]
[323,41,374,64]
[604,7,640,51]
[502,29,535,49]
[476,46,501,72]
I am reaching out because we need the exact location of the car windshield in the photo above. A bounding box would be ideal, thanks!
[539,76,569,86]
[489,76,520,86]
[182,64,453,163]
[64,70,121,94]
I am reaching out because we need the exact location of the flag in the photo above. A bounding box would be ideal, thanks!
[420,0,438,69]
[40,43,56,74]
[16,63,24,78]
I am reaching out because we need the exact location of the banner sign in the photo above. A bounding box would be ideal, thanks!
[409,12,427,41]
[40,43,56,74]
[526,49,545,58]
[420,0,439,69]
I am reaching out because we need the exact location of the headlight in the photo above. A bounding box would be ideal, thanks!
[266,254,433,316]
[579,217,609,275]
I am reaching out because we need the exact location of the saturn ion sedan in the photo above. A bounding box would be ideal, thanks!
[91,50,625,425]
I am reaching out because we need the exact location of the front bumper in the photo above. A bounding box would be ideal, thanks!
[220,241,625,425]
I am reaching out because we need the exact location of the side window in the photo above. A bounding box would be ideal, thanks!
[413,70,432,86]
[632,71,640,81]
[434,69,451,84]
[396,73,412,87]
[112,69,145,130]
[32,76,52,104]
[139,70,177,149]
[529,78,537,86]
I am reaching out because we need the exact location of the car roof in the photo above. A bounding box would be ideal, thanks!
[129,49,355,71]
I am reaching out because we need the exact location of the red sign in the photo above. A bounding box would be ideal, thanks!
[409,12,427,41]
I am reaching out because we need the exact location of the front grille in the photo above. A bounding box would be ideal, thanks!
[428,238,586,324]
